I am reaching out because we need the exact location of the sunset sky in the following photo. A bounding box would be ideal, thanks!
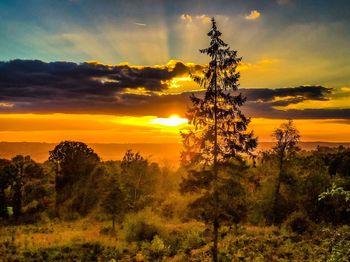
[1,0,350,143]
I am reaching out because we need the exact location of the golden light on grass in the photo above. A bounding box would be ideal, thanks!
[150,114,188,127]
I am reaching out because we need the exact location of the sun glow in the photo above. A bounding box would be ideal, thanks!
[150,114,188,126]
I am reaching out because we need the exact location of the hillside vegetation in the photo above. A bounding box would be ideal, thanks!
[0,139,350,261]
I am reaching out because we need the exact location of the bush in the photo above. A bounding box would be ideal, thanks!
[122,210,164,242]
[321,226,350,261]
[158,193,193,221]
[180,225,205,253]
[283,211,314,234]
[141,235,168,260]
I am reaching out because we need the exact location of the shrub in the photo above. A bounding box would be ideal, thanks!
[158,193,193,221]
[283,211,314,234]
[322,226,350,261]
[141,235,168,260]
[329,239,350,262]
[180,225,205,253]
[122,209,164,242]
[150,235,166,254]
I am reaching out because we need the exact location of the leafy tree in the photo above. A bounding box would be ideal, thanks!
[101,177,124,230]
[49,141,100,216]
[271,120,300,224]
[319,183,350,208]
[319,184,350,258]
[317,146,350,177]
[9,156,27,219]
[120,150,159,210]
[0,159,11,218]
[294,154,330,222]
[0,156,44,220]
[180,18,257,261]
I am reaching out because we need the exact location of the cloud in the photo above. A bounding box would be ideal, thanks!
[115,86,348,120]
[134,22,146,26]
[240,86,346,119]
[195,15,211,24]
[180,14,192,23]
[0,59,201,115]
[245,10,261,20]
[0,102,14,108]
[242,85,332,102]
[1,59,349,119]
[180,14,212,24]
[0,59,196,93]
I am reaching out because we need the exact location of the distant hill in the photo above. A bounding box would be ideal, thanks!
[0,141,349,165]
[257,141,350,152]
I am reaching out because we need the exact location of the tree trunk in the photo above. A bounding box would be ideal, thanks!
[13,182,22,220]
[112,215,115,231]
[55,179,61,218]
[212,56,219,262]
[0,189,8,218]
[134,171,143,210]
[212,164,219,262]
[55,162,61,218]
[212,191,219,262]
[273,153,284,224]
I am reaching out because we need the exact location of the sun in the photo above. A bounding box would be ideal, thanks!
[150,114,188,127]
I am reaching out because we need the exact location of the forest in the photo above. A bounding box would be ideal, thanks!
[1,132,350,261]
[0,18,350,262]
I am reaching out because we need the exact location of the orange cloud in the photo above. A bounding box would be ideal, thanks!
[0,102,14,108]
[195,15,211,24]
[245,10,261,20]
[180,14,212,24]
[180,14,192,22]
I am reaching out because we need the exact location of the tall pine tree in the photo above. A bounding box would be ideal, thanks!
[181,18,257,261]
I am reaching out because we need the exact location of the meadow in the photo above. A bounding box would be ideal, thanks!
[1,139,350,261]
[1,215,346,261]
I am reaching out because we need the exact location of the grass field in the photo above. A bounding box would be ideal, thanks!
[1,217,344,261]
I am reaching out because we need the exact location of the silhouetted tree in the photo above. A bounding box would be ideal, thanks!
[49,141,100,216]
[0,156,43,220]
[181,159,249,225]
[294,153,330,221]
[0,159,11,218]
[271,120,300,224]
[101,177,124,230]
[11,156,36,219]
[181,18,257,261]
[318,146,350,177]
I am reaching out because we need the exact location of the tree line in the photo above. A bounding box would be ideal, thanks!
[0,132,349,225]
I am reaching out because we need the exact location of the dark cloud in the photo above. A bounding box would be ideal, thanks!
[239,85,345,119]
[242,86,332,102]
[0,59,349,119]
[243,102,350,119]
[0,59,193,98]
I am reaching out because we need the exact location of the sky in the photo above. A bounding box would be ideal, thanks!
[1,0,350,144]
